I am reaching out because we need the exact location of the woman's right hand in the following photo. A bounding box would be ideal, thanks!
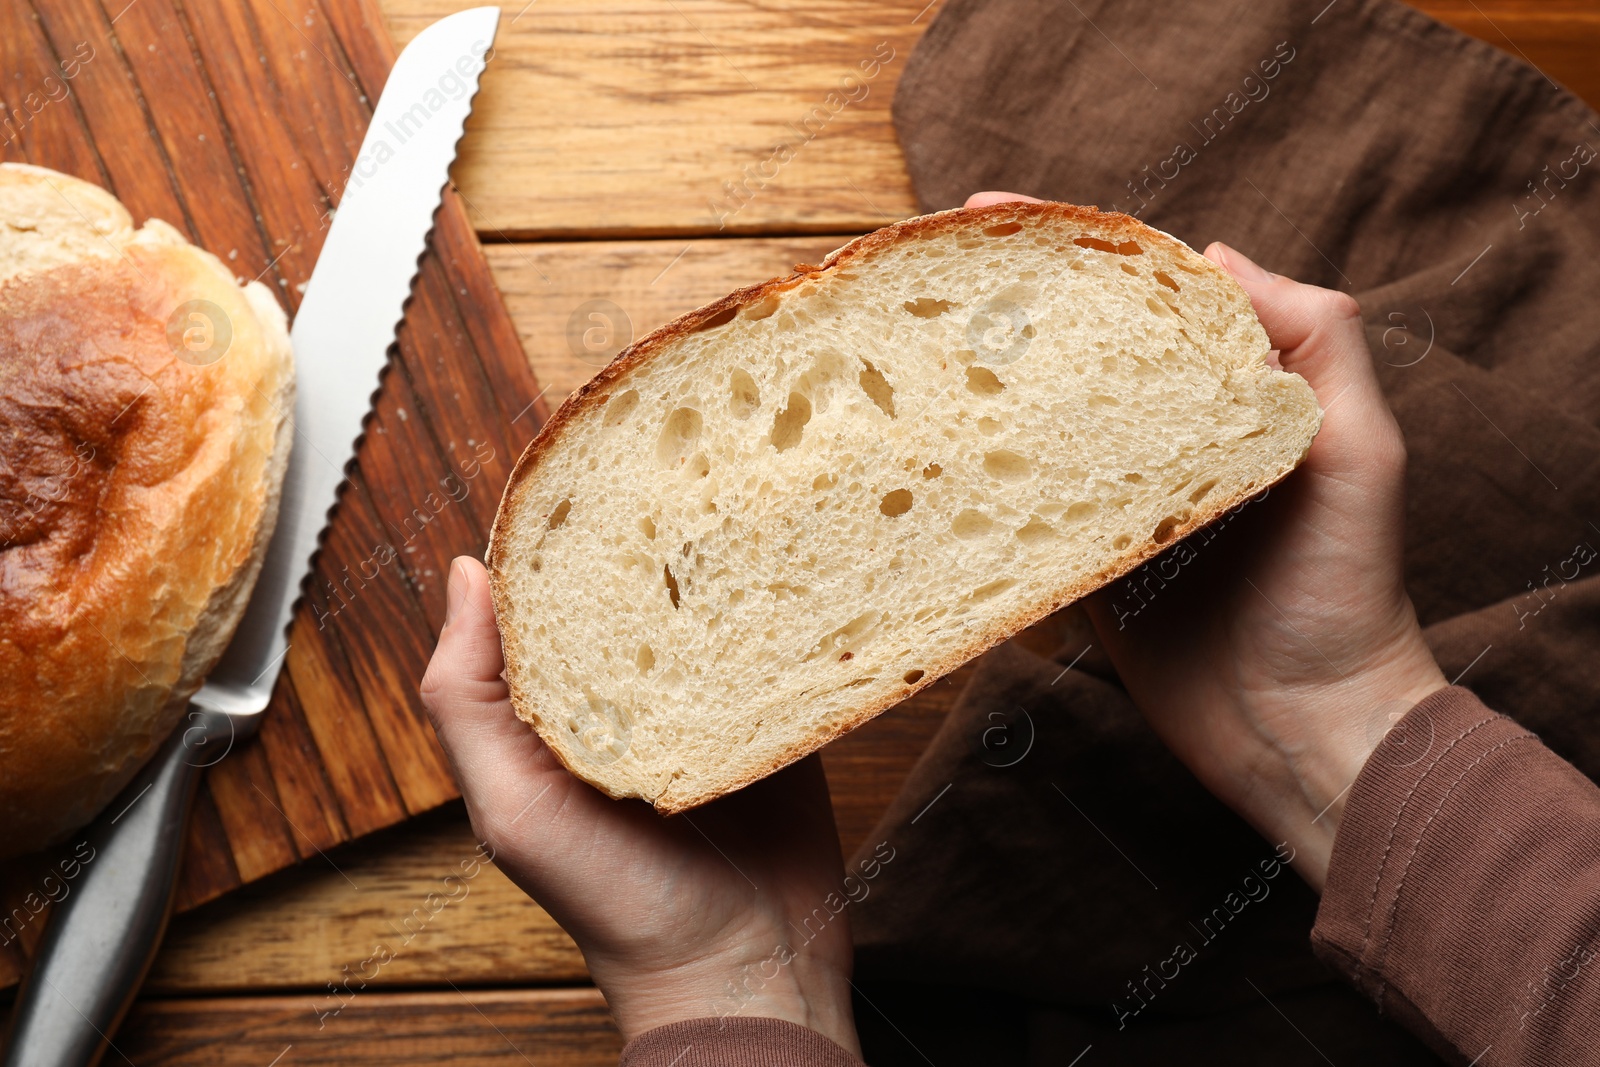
[1084,238,1446,889]
[975,185,1449,889]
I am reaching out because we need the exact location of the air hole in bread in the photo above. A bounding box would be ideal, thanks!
[978,416,1002,435]
[729,369,761,419]
[903,669,925,684]
[1240,428,1267,439]
[744,293,780,320]
[771,392,811,452]
[1121,262,1139,276]
[1146,296,1177,318]
[1124,472,1143,483]
[1152,513,1187,545]
[1154,271,1181,292]
[1074,236,1144,255]
[952,509,995,538]
[694,305,738,332]
[685,452,710,479]
[639,515,657,539]
[804,612,881,663]
[547,499,572,529]
[656,407,703,469]
[879,488,914,517]
[965,366,1004,395]
[604,389,640,427]
[636,644,655,673]
[904,297,954,318]
[1188,478,1219,504]
[839,651,853,661]
[970,578,1016,602]
[663,564,681,608]
[1063,501,1096,523]
[922,462,942,478]
[1016,516,1057,544]
[983,450,1032,482]
[1112,534,1133,550]
[813,472,837,491]
[983,221,1023,237]
[859,360,896,417]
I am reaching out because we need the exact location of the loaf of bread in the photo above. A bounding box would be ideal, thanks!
[0,163,294,857]
[488,201,1319,813]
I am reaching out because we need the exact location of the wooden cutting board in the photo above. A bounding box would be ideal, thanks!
[0,0,543,985]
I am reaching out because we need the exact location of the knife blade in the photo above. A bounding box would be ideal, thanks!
[0,9,500,1066]
[204,3,502,717]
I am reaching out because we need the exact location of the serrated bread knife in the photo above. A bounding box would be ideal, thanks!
[0,8,499,1064]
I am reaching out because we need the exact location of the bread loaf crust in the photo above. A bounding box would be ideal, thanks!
[489,201,1319,813]
[0,164,294,857]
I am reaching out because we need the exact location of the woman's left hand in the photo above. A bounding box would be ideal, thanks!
[421,556,861,1052]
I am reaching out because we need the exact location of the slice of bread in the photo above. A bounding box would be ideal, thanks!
[488,201,1320,813]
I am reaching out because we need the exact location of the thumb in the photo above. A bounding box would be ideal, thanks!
[421,557,552,810]
[1204,242,1366,353]
[1203,243,1401,463]
[1203,243,1378,404]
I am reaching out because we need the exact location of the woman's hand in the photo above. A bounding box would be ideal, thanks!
[420,557,860,1052]
[973,191,1448,890]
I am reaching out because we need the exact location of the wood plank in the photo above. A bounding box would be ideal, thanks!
[0,1,104,180]
[380,0,928,238]
[89,0,279,276]
[1412,1,1600,107]
[93,989,620,1067]
[374,0,1600,240]
[26,0,192,227]
[147,803,587,994]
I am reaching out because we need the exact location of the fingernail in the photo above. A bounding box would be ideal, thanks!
[445,558,468,626]
[1217,243,1273,283]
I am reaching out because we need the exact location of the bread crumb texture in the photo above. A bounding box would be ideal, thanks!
[489,202,1319,812]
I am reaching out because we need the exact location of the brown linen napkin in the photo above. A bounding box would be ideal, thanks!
[850,0,1600,1062]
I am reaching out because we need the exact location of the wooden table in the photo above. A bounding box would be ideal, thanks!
[16,2,1600,1063]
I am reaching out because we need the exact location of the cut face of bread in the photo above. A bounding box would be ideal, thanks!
[488,202,1320,813]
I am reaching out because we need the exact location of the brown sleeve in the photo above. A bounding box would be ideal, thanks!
[1313,685,1600,1062]
[618,1018,867,1067]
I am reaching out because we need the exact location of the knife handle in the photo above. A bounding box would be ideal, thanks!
[0,706,232,1067]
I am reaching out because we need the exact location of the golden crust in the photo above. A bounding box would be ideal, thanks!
[0,165,294,857]
[487,201,1309,813]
